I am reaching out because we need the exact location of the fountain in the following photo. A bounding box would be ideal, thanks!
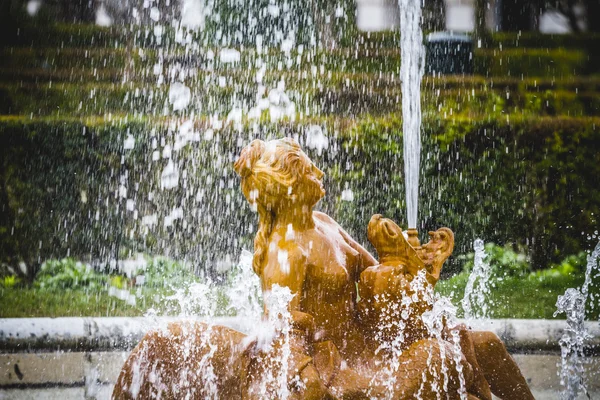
[398,0,424,234]
[1,0,599,399]
[462,239,492,321]
[112,138,534,399]
[109,0,535,399]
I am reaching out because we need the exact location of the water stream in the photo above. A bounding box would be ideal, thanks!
[398,0,425,229]
[554,240,600,400]
[462,239,492,321]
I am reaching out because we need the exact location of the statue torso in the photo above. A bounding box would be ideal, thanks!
[261,212,366,360]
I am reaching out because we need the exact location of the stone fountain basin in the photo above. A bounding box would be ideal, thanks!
[0,317,599,399]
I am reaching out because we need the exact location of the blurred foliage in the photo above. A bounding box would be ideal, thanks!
[1,275,22,288]
[0,286,157,317]
[0,254,203,317]
[456,243,587,280]
[143,256,198,289]
[3,77,600,118]
[34,258,107,290]
[474,48,589,78]
[457,243,531,278]
[530,252,588,281]
[334,115,600,272]
[1,115,599,276]
[437,249,599,319]
[1,23,600,278]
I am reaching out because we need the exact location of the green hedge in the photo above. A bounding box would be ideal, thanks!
[0,117,123,277]
[2,80,599,118]
[2,45,597,79]
[1,115,598,276]
[474,48,592,78]
[5,22,600,51]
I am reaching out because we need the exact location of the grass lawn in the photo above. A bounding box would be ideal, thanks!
[436,272,600,320]
[0,287,168,318]
[2,273,596,319]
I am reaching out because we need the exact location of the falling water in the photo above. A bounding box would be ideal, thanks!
[112,0,318,273]
[256,285,295,399]
[462,238,492,320]
[421,285,469,400]
[554,240,600,400]
[371,270,468,399]
[398,0,425,229]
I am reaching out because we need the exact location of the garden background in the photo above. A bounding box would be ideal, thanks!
[1,0,599,319]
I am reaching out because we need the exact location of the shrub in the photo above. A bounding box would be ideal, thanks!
[529,252,588,282]
[1,275,21,288]
[458,243,531,278]
[1,115,599,276]
[34,258,107,290]
[143,257,198,289]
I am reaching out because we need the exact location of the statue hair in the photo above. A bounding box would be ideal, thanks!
[234,138,320,275]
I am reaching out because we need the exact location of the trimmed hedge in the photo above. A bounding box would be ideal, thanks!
[4,22,600,51]
[2,79,599,119]
[2,45,597,79]
[350,31,600,50]
[2,22,599,278]
[474,48,593,78]
[1,115,598,277]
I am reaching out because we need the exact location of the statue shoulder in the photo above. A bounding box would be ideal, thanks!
[313,211,337,225]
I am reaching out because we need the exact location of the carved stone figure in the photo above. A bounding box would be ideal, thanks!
[113,138,533,400]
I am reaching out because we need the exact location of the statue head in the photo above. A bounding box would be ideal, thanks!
[417,227,454,282]
[234,138,325,275]
[234,138,325,213]
[367,214,425,273]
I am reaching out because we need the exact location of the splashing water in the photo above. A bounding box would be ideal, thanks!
[252,284,296,399]
[422,295,469,400]
[224,250,264,321]
[133,251,279,399]
[371,270,468,399]
[462,239,492,321]
[554,240,600,400]
[109,0,319,271]
[399,0,425,229]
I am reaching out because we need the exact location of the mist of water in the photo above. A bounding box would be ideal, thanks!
[399,0,425,229]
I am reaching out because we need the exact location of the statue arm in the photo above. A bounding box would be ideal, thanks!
[339,228,378,277]
[313,212,378,278]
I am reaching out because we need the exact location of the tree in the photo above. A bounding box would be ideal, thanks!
[474,0,491,46]
[583,0,600,32]
[423,0,446,32]
[500,0,538,31]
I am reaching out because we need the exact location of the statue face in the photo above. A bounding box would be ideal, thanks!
[298,162,326,206]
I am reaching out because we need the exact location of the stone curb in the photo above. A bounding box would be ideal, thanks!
[466,318,600,352]
[0,317,255,352]
[1,317,598,352]
[2,352,597,397]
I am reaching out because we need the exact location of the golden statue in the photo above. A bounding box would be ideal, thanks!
[113,138,533,399]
